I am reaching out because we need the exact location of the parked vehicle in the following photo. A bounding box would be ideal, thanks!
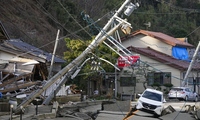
[136,88,166,117]
[168,87,199,102]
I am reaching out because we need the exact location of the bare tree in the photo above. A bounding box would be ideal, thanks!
[134,63,156,89]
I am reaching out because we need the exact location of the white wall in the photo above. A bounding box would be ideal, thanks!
[122,34,173,56]
[117,52,182,95]
[117,33,200,95]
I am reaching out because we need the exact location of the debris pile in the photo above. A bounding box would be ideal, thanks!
[0,71,43,99]
[57,101,102,120]
[161,105,176,116]
[184,102,200,120]
[67,85,82,95]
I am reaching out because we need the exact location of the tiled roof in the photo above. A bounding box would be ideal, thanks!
[121,30,194,48]
[127,46,200,70]
[5,39,66,63]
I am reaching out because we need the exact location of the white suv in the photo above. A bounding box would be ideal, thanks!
[136,88,166,117]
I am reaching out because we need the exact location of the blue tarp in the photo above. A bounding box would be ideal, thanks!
[172,47,189,60]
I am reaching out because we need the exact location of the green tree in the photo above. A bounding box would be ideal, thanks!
[64,37,119,94]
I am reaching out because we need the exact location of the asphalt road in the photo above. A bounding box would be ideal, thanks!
[96,100,197,120]
[0,100,197,120]
[124,101,197,120]
[123,111,196,120]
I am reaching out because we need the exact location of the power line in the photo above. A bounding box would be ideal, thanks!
[133,12,187,14]
[185,26,200,37]
[34,0,83,40]
[155,0,200,13]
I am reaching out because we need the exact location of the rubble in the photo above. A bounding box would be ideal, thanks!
[57,101,103,120]
[161,105,176,116]
[68,84,82,94]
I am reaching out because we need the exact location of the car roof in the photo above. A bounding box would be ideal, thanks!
[145,88,163,94]
[171,87,190,89]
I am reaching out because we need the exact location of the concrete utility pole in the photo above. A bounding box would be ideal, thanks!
[15,0,134,113]
[115,66,117,98]
[48,29,60,79]
[15,23,123,113]
[182,41,200,87]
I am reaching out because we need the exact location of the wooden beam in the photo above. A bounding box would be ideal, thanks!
[0,73,33,88]
[0,82,37,93]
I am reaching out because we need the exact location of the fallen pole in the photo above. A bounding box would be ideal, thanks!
[15,23,123,113]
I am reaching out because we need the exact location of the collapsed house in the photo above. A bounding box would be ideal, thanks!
[0,21,66,98]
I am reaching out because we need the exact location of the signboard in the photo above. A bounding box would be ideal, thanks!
[118,56,140,67]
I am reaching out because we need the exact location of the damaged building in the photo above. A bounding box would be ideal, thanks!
[0,21,66,98]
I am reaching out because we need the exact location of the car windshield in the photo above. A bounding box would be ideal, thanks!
[142,91,162,102]
[170,88,183,91]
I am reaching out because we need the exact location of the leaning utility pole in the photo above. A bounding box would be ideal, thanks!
[15,0,134,113]
[48,29,60,79]
[182,41,200,87]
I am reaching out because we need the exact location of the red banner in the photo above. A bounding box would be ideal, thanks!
[118,56,140,67]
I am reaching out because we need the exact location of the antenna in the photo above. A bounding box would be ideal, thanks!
[144,22,151,27]
[144,22,151,30]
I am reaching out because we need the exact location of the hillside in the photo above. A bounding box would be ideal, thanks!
[0,0,200,58]
[0,0,66,57]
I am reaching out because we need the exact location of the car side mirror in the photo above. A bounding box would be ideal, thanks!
[138,94,141,97]
[163,98,166,103]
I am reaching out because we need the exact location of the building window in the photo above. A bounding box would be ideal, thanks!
[120,77,136,87]
[148,72,171,85]
[196,77,200,85]
[188,77,194,85]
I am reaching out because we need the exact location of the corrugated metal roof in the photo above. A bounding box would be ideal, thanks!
[5,39,66,63]
[127,46,200,71]
[0,45,46,63]
[122,30,194,48]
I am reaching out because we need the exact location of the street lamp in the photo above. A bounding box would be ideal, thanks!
[10,104,13,120]
[54,89,56,102]
[20,106,23,120]
[35,99,38,115]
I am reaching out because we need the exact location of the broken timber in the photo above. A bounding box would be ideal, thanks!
[0,81,38,93]
[0,73,33,89]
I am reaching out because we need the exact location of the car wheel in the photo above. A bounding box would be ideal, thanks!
[194,96,198,102]
[185,96,188,101]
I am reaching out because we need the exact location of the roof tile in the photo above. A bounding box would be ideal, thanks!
[6,39,66,63]
[122,30,194,48]
[127,46,200,70]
